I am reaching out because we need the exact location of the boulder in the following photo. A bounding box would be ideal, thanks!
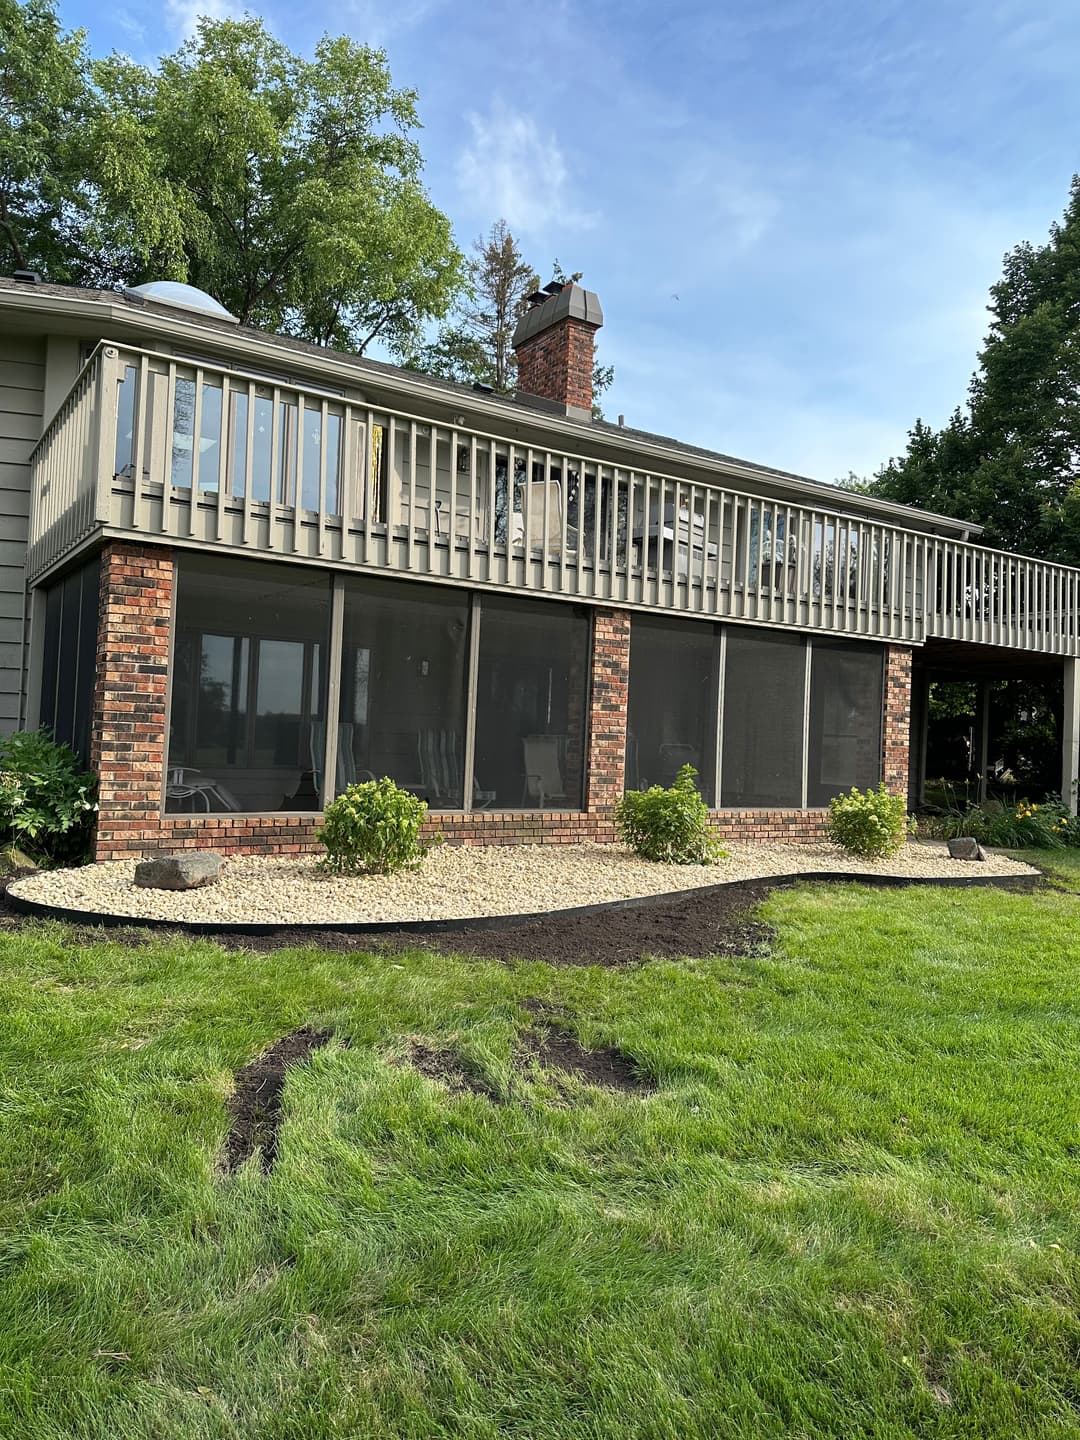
[134,852,225,890]
[947,836,986,862]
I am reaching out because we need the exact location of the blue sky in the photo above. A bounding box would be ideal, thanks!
[58,0,1080,482]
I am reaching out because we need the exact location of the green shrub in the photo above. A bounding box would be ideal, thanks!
[317,776,431,875]
[827,783,909,859]
[615,764,725,865]
[0,728,97,866]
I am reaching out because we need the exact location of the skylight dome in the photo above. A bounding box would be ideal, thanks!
[124,281,238,324]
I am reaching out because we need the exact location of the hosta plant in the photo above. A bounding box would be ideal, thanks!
[0,728,97,866]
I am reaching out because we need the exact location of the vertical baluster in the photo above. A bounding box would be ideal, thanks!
[162,362,178,540]
[468,435,479,581]
[523,446,535,588]
[486,439,497,578]
[448,427,459,578]
[426,425,441,574]
[291,391,305,555]
[383,417,396,531]
[317,399,329,557]
[653,476,665,607]
[214,375,230,543]
[541,450,553,592]
[697,487,710,614]
[558,450,571,596]
[241,383,255,547]
[406,421,417,572]
[639,471,652,607]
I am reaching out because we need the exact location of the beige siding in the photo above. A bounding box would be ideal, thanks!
[0,335,45,733]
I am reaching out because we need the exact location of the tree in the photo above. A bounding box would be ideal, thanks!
[95,17,464,353]
[0,3,464,355]
[869,176,1080,563]
[0,0,177,284]
[409,220,537,390]
[409,225,616,417]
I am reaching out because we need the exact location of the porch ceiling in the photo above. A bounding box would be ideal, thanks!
[916,637,1064,679]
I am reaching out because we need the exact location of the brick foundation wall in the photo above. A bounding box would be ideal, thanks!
[883,644,913,803]
[90,541,174,861]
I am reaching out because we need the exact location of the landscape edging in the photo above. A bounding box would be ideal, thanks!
[2,868,1043,939]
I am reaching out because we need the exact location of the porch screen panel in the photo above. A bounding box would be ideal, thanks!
[625,616,716,804]
[166,555,330,813]
[473,596,589,810]
[36,554,100,767]
[807,640,884,806]
[721,628,805,807]
[338,577,469,808]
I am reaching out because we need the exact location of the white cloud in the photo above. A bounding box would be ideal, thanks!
[166,0,245,42]
[455,100,596,236]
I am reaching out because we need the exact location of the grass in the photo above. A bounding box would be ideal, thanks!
[1,884,1080,1438]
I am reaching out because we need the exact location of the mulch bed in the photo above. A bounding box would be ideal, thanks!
[229,883,778,966]
[0,866,1044,968]
[0,864,776,965]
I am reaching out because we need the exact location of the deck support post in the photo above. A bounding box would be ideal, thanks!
[974,679,991,805]
[1063,658,1080,815]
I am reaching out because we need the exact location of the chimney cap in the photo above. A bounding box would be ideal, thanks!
[511,281,603,349]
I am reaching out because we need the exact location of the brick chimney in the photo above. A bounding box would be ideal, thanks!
[511,281,603,420]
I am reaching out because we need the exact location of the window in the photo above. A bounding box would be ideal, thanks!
[166,556,330,812]
[807,640,884,806]
[626,616,717,803]
[473,596,589,809]
[720,629,806,807]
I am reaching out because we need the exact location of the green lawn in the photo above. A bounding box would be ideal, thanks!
[2,885,1080,1439]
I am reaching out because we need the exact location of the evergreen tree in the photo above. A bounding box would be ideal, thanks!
[410,225,615,417]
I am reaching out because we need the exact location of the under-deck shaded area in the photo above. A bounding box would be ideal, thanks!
[911,638,1078,810]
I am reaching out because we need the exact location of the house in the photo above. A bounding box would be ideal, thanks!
[2,272,1078,861]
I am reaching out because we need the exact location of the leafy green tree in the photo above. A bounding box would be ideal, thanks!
[870,176,1080,563]
[97,18,463,352]
[1,3,463,355]
[0,0,177,284]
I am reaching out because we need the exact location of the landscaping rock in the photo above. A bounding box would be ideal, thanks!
[134,852,225,890]
[947,836,986,862]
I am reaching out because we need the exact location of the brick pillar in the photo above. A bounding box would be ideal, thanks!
[883,644,913,803]
[90,542,174,860]
[585,609,631,835]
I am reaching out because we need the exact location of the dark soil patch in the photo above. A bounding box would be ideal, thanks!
[222,1026,333,1174]
[221,882,779,966]
[1,869,774,964]
[524,1019,655,1094]
[398,1039,500,1101]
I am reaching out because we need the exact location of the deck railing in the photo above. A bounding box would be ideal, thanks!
[26,342,1080,656]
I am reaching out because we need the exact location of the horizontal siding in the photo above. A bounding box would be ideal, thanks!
[0,336,44,736]
[0,486,29,517]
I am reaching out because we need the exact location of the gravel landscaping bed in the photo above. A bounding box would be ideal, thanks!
[7,840,1039,927]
